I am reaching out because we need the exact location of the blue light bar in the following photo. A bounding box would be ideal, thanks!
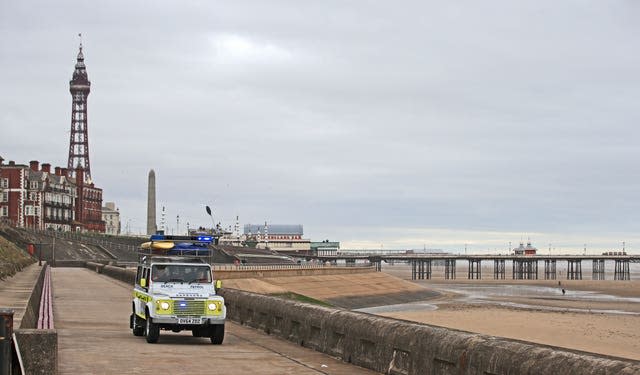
[148,234,214,242]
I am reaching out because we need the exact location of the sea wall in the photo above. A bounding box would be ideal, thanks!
[220,288,640,375]
[213,266,373,280]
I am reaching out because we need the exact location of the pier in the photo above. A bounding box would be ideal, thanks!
[306,254,639,281]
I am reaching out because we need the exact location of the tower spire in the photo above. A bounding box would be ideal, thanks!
[67,35,92,182]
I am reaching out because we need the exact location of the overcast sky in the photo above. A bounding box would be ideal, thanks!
[1,1,639,253]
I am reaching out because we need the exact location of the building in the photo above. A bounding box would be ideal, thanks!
[243,224,311,253]
[102,202,120,235]
[0,158,105,232]
[310,240,340,257]
[513,241,537,256]
[73,167,104,232]
[0,159,76,230]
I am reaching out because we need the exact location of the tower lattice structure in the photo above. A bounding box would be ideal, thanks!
[67,41,92,182]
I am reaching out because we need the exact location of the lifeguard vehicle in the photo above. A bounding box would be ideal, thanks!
[129,234,226,344]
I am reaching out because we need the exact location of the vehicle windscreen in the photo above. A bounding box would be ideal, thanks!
[151,265,212,283]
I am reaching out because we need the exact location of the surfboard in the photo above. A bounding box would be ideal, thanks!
[141,241,175,251]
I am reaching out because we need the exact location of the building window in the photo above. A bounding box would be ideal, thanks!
[1,192,7,202]
[25,205,34,216]
[30,181,39,189]
[0,178,8,188]
[0,206,7,216]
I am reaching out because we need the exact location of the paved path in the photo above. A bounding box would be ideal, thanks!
[53,268,378,375]
[0,262,41,328]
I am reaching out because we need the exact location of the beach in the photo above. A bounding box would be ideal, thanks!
[222,262,640,360]
[377,264,640,360]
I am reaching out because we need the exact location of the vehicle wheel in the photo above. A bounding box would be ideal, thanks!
[132,314,144,337]
[145,315,160,343]
[210,324,224,345]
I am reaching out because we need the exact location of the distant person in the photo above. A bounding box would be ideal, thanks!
[562,288,566,296]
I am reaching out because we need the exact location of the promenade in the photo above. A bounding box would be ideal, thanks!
[52,268,377,375]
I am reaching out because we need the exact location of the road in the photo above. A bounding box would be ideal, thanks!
[53,268,377,375]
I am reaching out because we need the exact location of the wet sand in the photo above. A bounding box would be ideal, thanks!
[378,265,640,360]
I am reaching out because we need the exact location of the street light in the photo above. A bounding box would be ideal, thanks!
[205,205,215,234]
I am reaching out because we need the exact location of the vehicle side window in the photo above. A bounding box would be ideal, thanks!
[135,266,142,285]
[142,267,150,290]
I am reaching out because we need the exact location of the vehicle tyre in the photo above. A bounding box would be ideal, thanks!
[210,324,224,345]
[145,315,160,343]
[132,314,144,337]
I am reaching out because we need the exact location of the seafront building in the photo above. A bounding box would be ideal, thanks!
[102,202,121,235]
[243,224,311,253]
[0,158,106,232]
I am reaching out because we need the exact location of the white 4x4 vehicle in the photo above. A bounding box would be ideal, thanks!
[130,252,226,344]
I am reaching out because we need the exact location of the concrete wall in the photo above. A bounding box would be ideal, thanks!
[19,264,47,329]
[221,288,640,375]
[101,264,135,284]
[14,330,57,375]
[12,264,58,374]
[214,266,373,280]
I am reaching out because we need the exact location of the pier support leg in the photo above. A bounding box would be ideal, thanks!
[544,259,556,280]
[567,260,582,280]
[525,260,538,280]
[493,259,505,279]
[614,259,630,280]
[411,260,417,280]
[512,260,523,280]
[468,259,481,279]
[445,259,456,280]
[592,259,605,280]
[411,260,432,280]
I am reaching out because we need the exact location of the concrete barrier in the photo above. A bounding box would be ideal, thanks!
[19,264,47,329]
[8,264,58,375]
[214,266,374,280]
[220,288,640,375]
[101,264,135,284]
[14,329,57,375]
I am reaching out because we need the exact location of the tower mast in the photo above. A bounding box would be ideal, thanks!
[67,33,92,181]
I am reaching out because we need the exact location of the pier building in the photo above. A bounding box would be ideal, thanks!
[243,224,311,253]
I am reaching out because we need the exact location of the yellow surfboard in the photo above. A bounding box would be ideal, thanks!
[141,241,175,251]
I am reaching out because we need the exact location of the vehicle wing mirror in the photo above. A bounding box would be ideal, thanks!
[215,280,222,289]
[140,278,147,287]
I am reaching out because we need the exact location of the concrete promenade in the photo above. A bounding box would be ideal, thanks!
[52,267,377,375]
[0,262,41,328]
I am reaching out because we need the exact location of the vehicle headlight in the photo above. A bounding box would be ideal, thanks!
[208,303,217,311]
[160,302,170,310]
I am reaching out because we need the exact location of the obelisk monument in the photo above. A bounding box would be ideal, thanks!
[147,169,157,235]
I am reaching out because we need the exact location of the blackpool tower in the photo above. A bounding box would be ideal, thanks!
[67,36,92,182]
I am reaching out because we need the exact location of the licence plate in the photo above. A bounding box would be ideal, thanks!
[178,318,202,324]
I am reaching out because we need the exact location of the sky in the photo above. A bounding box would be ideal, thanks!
[1,1,639,253]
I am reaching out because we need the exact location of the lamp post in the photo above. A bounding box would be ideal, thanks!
[205,206,215,235]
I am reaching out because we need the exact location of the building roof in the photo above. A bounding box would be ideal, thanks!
[244,224,303,235]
